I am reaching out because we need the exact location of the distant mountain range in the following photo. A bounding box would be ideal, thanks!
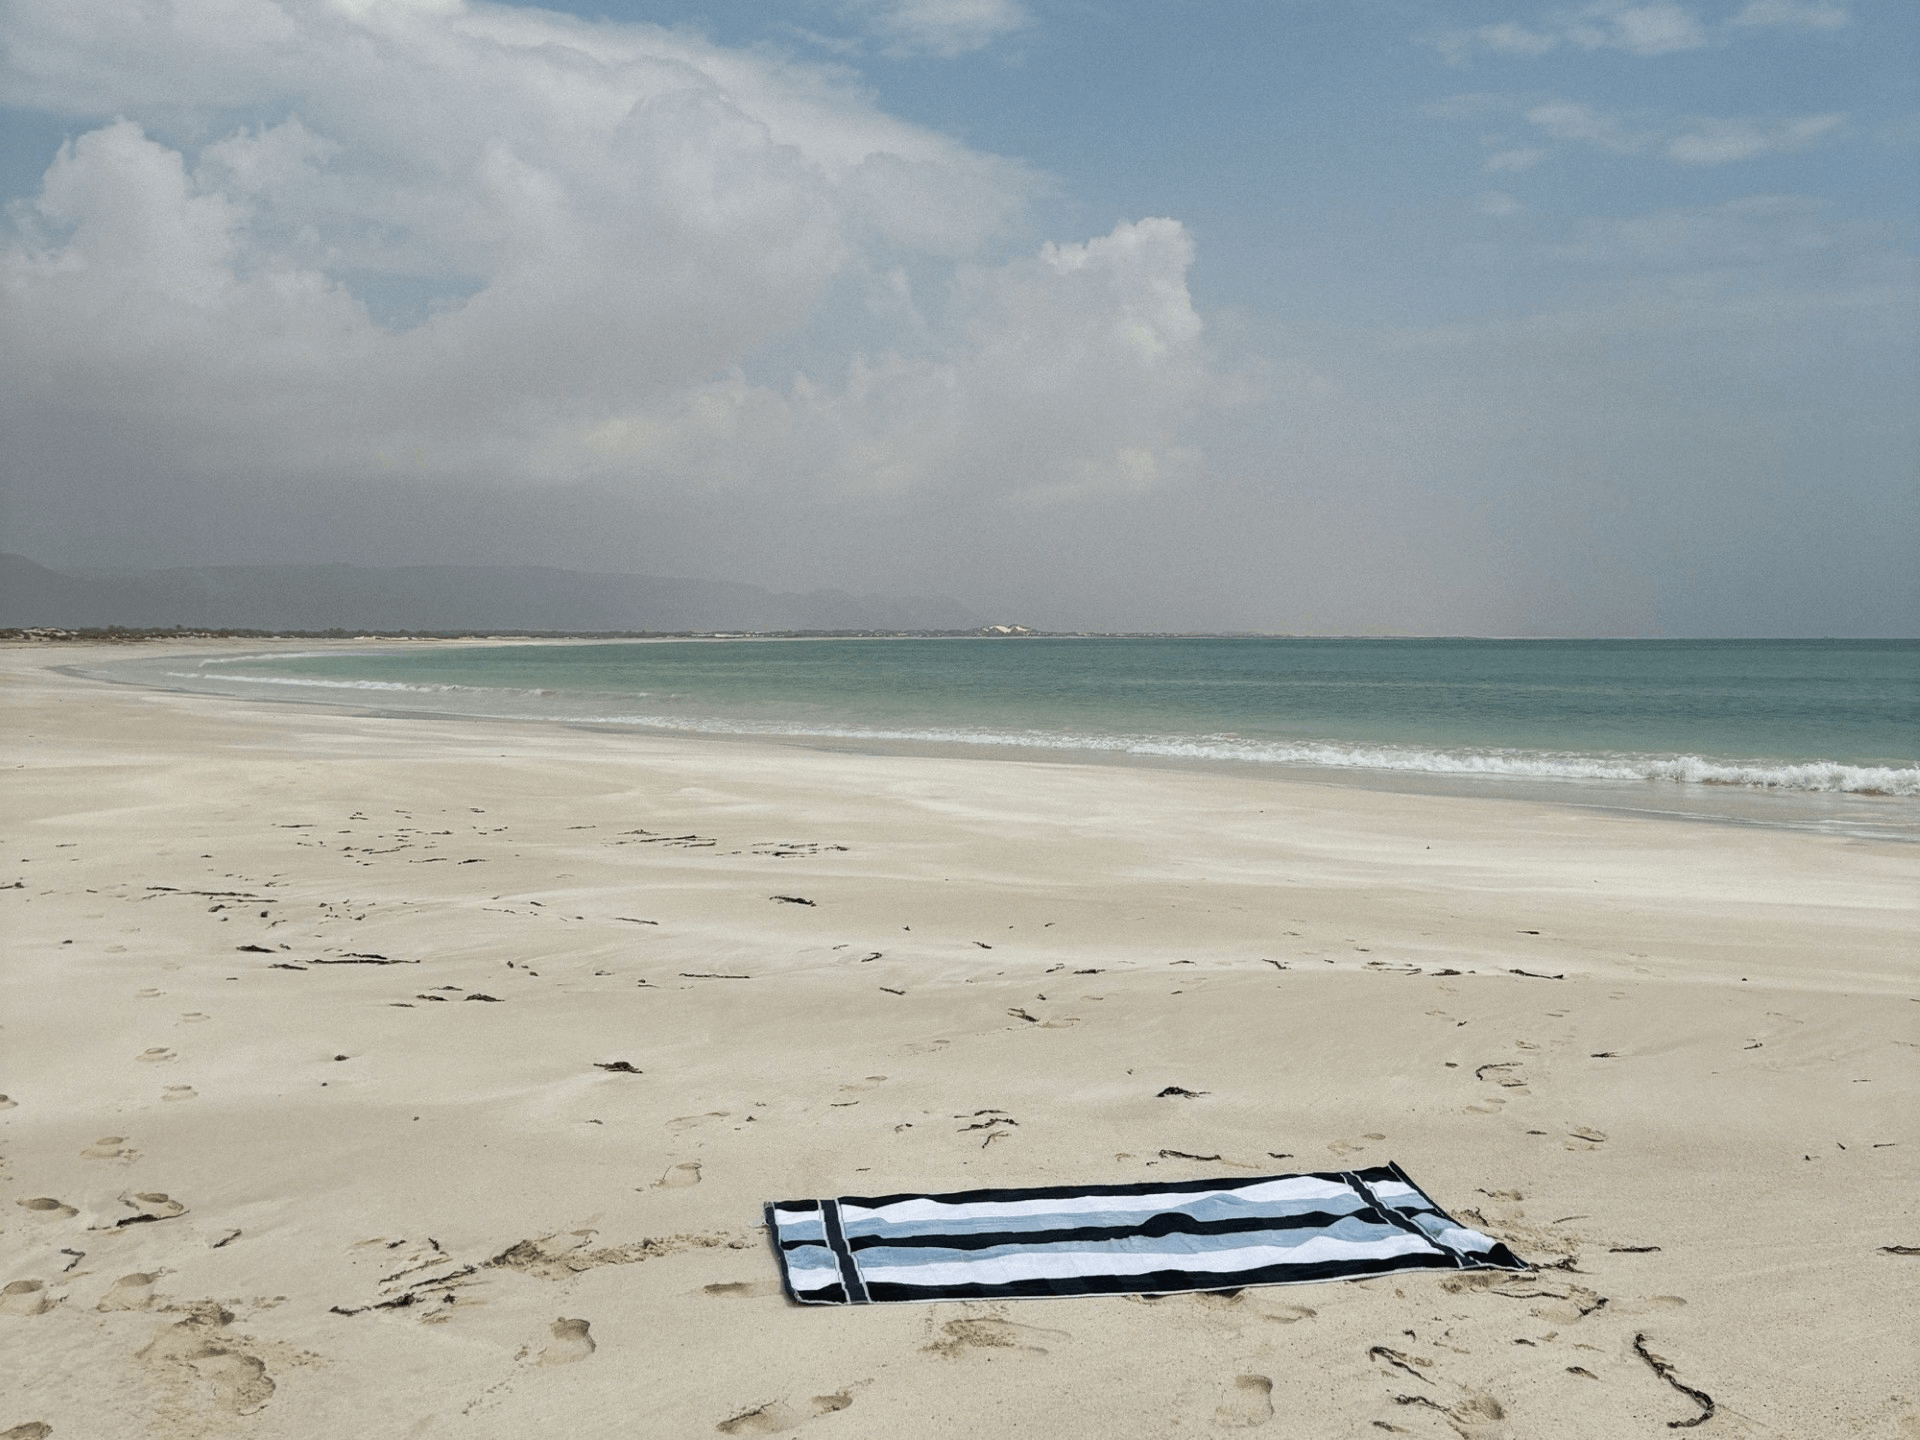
[0,554,980,634]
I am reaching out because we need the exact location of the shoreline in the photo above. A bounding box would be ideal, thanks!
[2,644,1915,1436]
[67,637,1920,844]
[10,626,1917,642]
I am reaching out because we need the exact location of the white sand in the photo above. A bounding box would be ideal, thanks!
[2,642,1915,1438]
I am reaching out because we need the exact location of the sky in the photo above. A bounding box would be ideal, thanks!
[1,0,1914,635]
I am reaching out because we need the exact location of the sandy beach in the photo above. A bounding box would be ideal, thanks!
[1,642,1914,1439]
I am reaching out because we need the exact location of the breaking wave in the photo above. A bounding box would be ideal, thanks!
[580,713,1919,797]
[166,670,477,695]
[196,651,353,666]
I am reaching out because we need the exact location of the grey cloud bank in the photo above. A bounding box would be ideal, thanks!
[0,554,977,633]
[1,0,1914,637]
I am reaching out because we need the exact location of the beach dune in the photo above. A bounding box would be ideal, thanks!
[1,644,1914,1437]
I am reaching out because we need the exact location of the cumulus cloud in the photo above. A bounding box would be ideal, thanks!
[0,0,1214,516]
[559,216,1211,507]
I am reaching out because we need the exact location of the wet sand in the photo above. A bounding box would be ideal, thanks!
[2,642,1915,1438]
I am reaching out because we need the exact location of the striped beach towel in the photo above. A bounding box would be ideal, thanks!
[766,1163,1524,1305]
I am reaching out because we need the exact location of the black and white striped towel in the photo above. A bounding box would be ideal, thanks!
[766,1163,1524,1305]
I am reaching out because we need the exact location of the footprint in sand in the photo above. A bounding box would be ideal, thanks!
[178,1012,210,1024]
[1213,1374,1274,1429]
[117,1193,187,1225]
[1183,1291,1249,1312]
[2,1424,52,1439]
[136,1048,176,1064]
[17,1198,77,1220]
[138,1305,275,1416]
[1326,1140,1367,1157]
[0,1281,53,1316]
[924,1317,1068,1359]
[1565,1127,1608,1151]
[657,1162,702,1189]
[1259,1303,1316,1325]
[97,1273,157,1312]
[1609,1294,1687,1315]
[0,1094,16,1111]
[704,1281,781,1299]
[1449,1392,1508,1440]
[162,1086,197,1102]
[538,1317,596,1366]
[716,1393,854,1435]
[1534,1285,1608,1325]
[82,1136,133,1160]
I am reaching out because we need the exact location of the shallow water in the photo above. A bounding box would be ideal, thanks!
[92,636,1920,840]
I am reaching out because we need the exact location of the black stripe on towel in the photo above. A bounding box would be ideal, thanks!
[820,1198,869,1304]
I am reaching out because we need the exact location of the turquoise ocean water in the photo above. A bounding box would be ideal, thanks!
[97,638,1918,840]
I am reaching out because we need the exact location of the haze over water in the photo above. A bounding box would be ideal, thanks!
[103,637,1918,840]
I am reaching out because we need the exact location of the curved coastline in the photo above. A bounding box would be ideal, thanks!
[75,636,1920,843]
